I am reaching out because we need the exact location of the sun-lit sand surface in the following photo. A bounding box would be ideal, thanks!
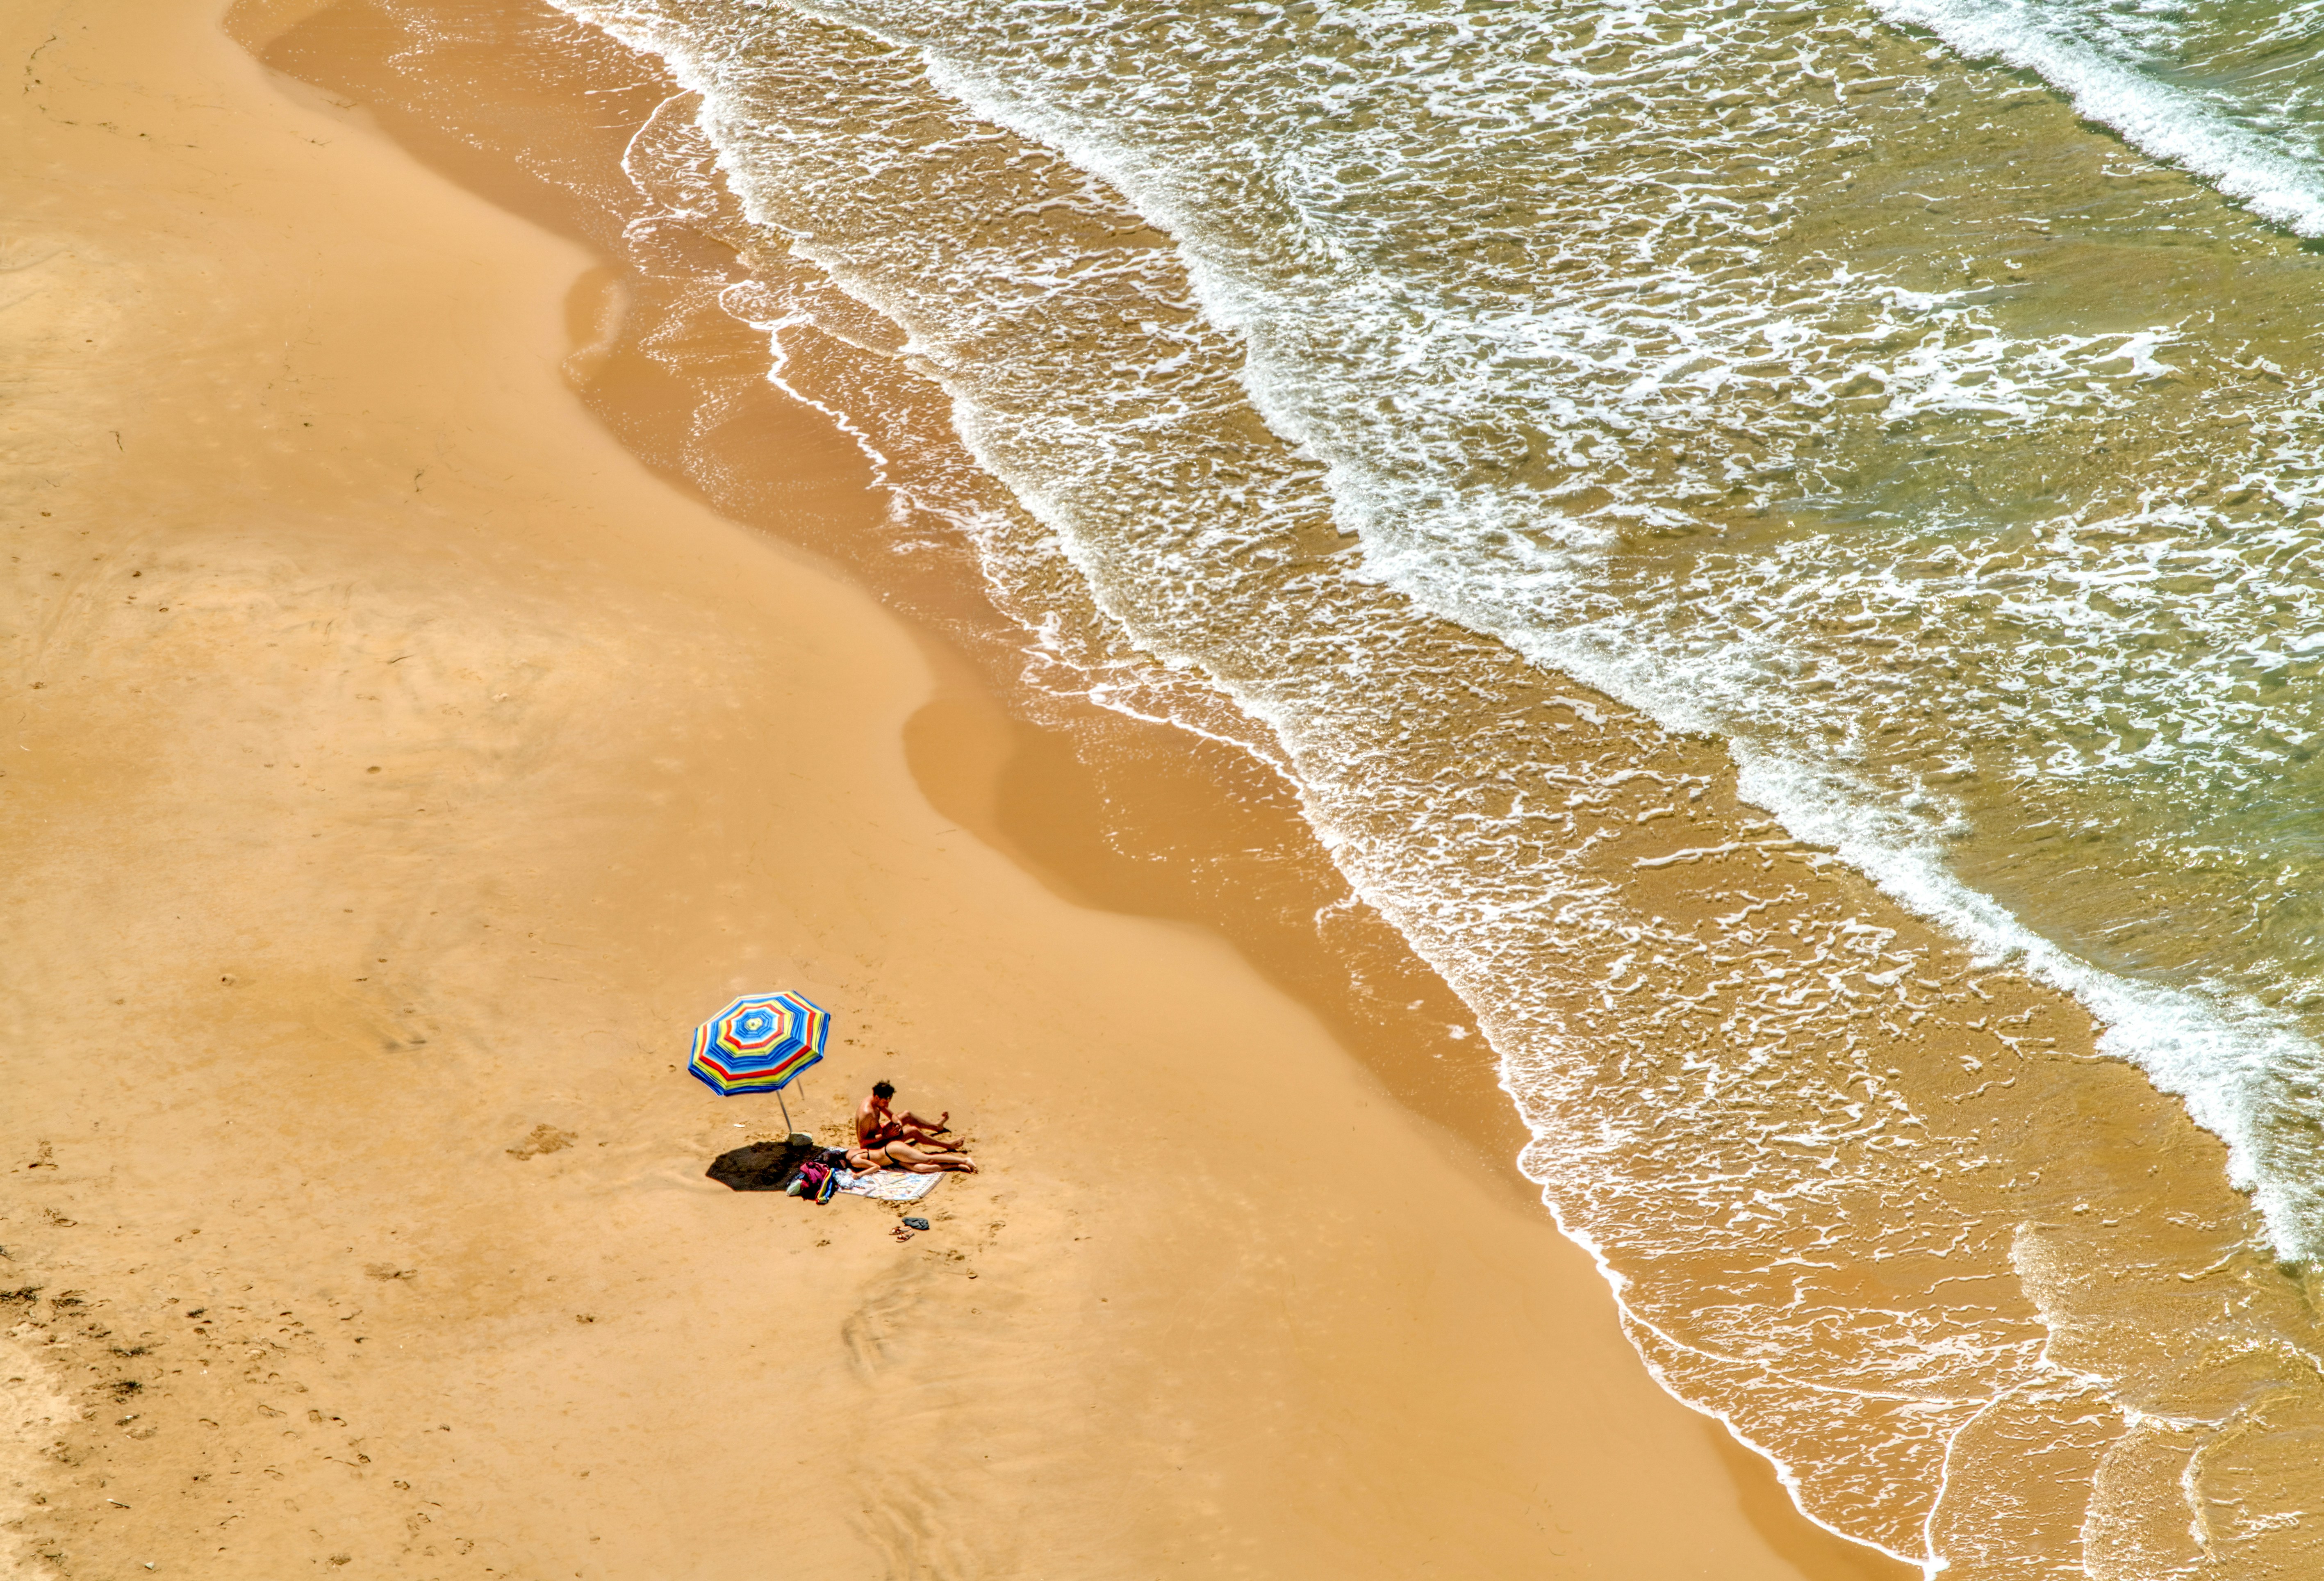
[0,1,1946,1574]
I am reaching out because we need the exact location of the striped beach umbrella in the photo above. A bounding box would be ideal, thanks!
[687,991,829,1122]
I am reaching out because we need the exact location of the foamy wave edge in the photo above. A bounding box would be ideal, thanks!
[1350,519,2324,1264]
[572,0,2319,1262]
[1870,0,2324,237]
[758,3,2324,1267]
[1555,638,2319,1258]
[536,4,2312,1567]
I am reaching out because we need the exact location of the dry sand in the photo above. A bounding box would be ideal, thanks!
[0,0,1920,1576]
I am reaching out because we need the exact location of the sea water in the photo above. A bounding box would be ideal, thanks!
[526,0,2324,1567]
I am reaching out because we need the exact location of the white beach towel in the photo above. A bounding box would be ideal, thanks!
[837,1169,943,1203]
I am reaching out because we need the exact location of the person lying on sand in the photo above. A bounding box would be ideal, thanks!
[845,1139,976,1175]
[857,1080,955,1150]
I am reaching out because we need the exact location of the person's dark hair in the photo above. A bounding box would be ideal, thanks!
[872,1080,895,1100]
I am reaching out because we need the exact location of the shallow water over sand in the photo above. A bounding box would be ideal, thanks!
[388,0,2324,1566]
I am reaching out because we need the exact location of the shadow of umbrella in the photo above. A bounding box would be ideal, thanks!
[706,1139,818,1192]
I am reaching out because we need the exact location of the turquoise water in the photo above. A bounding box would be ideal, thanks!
[534,0,2324,1565]
[611,0,2324,1242]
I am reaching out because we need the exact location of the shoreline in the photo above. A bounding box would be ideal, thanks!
[4,0,1917,1576]
[291,0,2324,1567]
[250,0,1546,1197]
[517,2,2324,1567]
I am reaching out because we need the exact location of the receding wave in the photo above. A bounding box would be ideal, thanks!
[534,0,2324,1567]
[739,0,2324,1258]
[1873,0,2324,235]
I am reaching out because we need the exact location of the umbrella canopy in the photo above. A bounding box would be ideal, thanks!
[687,990,829,1097]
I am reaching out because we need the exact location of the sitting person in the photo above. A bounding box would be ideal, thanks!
[845,1138,976,1175]
[856,1081,955,1150]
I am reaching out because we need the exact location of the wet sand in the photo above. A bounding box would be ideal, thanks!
[0,0,1916,1576]
[230,3,2324,1575]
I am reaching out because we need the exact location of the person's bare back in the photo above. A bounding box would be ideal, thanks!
[845,1140,975,1175]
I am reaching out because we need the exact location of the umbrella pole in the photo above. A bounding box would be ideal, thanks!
[776,1086,794,1134]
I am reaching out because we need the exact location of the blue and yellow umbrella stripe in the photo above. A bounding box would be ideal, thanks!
[687,990,829,1096]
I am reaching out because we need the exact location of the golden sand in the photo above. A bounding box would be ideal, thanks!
[0,0,1920,1574]
[248,2,2324,1573]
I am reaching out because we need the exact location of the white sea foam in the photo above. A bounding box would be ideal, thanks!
[1869,0,2324,236]
[545,0,2324,1560]
[779,0,2324,1262]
